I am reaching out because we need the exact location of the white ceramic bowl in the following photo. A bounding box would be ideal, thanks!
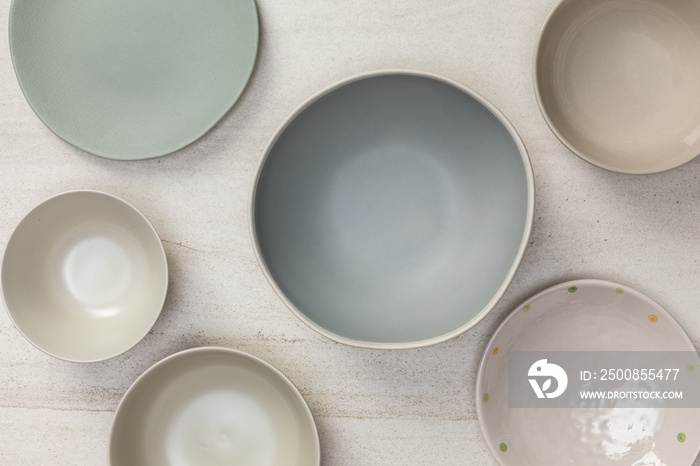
[1,190,168,362]
[534,0,700,174]
[110,347,320,466]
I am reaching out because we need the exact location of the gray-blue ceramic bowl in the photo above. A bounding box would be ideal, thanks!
[250,70,534,349]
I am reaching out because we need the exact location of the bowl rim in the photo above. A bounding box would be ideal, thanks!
[532,0,700,175]
[0,189,169,363]
[248,69,535,349]
[7,0,260,161]
[474,278,700,465]
[108,346,321,465]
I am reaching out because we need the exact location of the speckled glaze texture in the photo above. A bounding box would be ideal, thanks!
[251,71,534,349]
[8,0,259,160]
[535,0,700,174]
[110,347,320,466]
[476,280,700,465]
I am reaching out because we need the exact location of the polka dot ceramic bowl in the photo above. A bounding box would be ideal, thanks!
[476,279,700,465]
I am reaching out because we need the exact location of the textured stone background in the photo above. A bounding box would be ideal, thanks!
[2,0,700,464]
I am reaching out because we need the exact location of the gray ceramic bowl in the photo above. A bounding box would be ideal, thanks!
[250,71,534,349]
[1,190,168,362]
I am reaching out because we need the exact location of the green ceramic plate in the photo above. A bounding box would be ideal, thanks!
[9,0,259,160]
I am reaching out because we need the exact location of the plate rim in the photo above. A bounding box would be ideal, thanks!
[248,69,536,349]
[108,346,321,465]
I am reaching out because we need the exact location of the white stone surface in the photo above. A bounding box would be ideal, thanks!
[1,0,700,464]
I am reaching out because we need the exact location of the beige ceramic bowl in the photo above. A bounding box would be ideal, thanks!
[1,190,168,362]
[535,0,700,174]
[110,347,320,466]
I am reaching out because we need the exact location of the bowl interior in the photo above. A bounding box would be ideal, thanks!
[254,73,531,345]
[110,348,319,466]
[1,191,167,361]
[535,0,700,173]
